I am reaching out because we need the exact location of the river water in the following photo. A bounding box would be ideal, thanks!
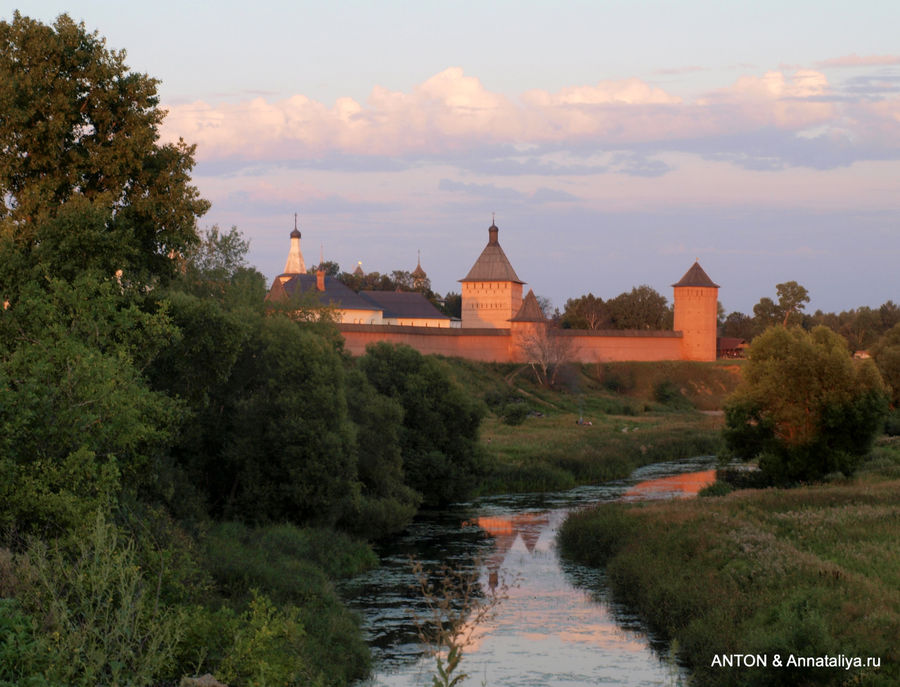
[342,457,717,687]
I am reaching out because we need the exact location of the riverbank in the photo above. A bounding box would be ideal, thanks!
[441,359,740,494]
[558,438,900,687]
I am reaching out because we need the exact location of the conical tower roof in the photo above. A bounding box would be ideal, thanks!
[673,261,719,288]
[460,222,524,284]
[510,289,546,322]
[411,251,427,280]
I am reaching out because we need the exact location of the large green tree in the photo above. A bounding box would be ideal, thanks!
[607,285,672,330]
[0,13,209,534]
[724,326,888,483]
[0,11,208,285]
[358,343,485,506]
[752,281,810,330]
[560,293,609,330]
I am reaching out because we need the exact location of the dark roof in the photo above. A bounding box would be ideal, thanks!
[272,274,381,311]
[510,289,546,322]
[717,337,748,348]
[673,261,719,288]
[360,290,449,320]
[460,223,524,284]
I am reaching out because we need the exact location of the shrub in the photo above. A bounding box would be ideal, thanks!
[501,402,530,426]
[0,599,55,687]
[698,480,733,497]
[13,513,183,687]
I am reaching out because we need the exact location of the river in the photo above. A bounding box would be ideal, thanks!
[342,456,717,686]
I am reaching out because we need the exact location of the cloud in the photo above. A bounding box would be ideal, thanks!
[654,65,706,76]
[609,153,674,177]
[438,178,578,203]
[817,54,900,68]
[161,66,900,172]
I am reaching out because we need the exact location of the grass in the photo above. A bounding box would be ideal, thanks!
[558,439,900,687]
[432,359,739,494]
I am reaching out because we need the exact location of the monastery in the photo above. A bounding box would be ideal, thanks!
[266,220,720,363]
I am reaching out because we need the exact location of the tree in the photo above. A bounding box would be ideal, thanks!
[0,12,208,285]
[607,285,672,330]
[0,274,179,534]
[217,316,360,524]
[307,260,341,277]
[752,281,810,331]
[724,326,888,483]
[0,13,211,533]
[871,323,900,407]
[560,293,609,330]
[517,325,574,387]
[358,343,485,506]
[721,311,756,340]
[775,281,810,326]
[441,292,462,318]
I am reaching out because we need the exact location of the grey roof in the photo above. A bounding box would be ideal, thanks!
[510,289,546,322]
[672,261,719,288]
[273,274,381,311]
[460,223,524,284]
[360,291,449,320]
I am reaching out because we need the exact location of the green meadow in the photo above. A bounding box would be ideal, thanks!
[441,359,741,493]
[558,439,900,687]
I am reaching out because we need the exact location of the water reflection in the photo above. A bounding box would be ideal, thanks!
[345,457,715,686]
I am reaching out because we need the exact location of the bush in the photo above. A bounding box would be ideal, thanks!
[201,522,373,685]
[653,380,692,409]
[0,599,55,687]
[884,408,900,437]
[13,514,183,687]
[698,480,733,497]
[501,402,530,425]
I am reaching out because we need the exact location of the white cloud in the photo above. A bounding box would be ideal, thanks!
[161,66,899,169]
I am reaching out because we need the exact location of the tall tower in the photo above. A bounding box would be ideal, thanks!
[672,261,719,361]
[411,251,428,291]
[460,221,524,328]
[283,214,306,274]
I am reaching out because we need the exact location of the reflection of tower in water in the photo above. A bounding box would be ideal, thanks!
[464,512,550,591]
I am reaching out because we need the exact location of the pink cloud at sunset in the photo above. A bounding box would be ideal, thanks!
[816,54,900,68]
[161,66,898,167]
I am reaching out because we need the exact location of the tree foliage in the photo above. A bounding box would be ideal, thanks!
[607,285,672,330]
[358,343,485,506]
[871,323,900,406]
[560,293,609,330]
[724,326,888,483]
[0,12,208,285]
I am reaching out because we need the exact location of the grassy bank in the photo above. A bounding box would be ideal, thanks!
[438,359,740,493]
[558,440,900,687]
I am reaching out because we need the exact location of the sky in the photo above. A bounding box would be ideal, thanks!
[13,1,900,314]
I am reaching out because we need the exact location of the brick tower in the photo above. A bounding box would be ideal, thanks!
[672,261,719,361]
[460,221,524,329]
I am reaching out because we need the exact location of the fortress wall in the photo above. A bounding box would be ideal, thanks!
[339,324,686,363]
[559,331,684,362]
[338,324,513,361]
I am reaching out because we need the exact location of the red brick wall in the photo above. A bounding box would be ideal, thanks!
[338,324,685,362]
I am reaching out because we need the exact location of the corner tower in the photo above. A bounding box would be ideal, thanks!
[673,261,719,361]
[460,221,524,328]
